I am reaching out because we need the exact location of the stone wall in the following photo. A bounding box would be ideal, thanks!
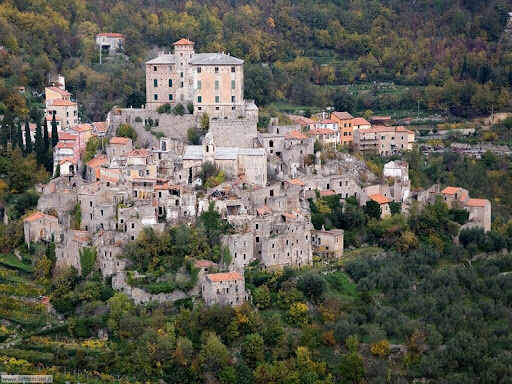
[209,117,258,148]
[112,272,188,305]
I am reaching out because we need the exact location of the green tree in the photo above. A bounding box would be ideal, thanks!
[34,120,45,166]
[338,352,364,384]
[116,123,138,140]
[8,147,37,193]
[297,272,327,303]
[0,109,12,148]
[200,112,210,131]
[332,88,356,114]
[253,285,271,309]
[15,120,23,154]
[24,118,32,154]
[365,200,381,219]
[242,333,264,368]
[51,113,59,147]
[43,118,49,149]
[198,332,230,376]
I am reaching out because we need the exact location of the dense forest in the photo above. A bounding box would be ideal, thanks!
[2,0,512,119]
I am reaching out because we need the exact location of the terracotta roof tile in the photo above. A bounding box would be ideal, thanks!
[368,194,392,204]
[174,38,194,45]
[331,111,354,120]
[46,87,71,97]
[320,190,335,196]
[110,137,131,145]
[47,100,77,107]
[207,272,243,282]
[465,198,488,207]
[96,32,124,38]
[441,186,460,195]
[353,117,370,126]
[285,131,308,140]
[308,128,337,135]
[86,155,107,168]
[59,157,77,165]
[288,178,305,186]
[194,259,217,268]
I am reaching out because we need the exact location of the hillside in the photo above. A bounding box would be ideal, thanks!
[1,0,512,120]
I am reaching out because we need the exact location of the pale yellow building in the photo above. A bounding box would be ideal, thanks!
[353,126,415,156]
[145,38,245,118]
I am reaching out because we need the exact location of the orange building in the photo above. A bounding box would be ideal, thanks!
[330,111,354,145]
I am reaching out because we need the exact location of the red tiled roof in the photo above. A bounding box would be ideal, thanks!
[285,131,308,140]
[288,178,305,186]
[320,190,335,197]
[70,124,92,133]
[194,259,217,268]
[125,148,149,157]
[363,126,410,133]
[58,132,77,141]
[256,205,273,216]
[174,38,194,45]
[55,142,75,149]
[110,137,131,145]
[24,211,44,222]
[24,211,57,223]
[207,272,243,282]
[368,194,392,204]
[308,128,337,135]
[331,111,354,120]
[93,122,106,132]
[459,192,467,202]
[320,119,337,124]
[86,155,107,168]
[96,32,124,38]
[291,116,317,125]
[46,87,71,97]
[48,100,77,107]
[353,117,370,126]
[154,183,169,190]
[441,186,460,195]
[282,212,297,220]
[59,157,77,165]
[465,198,488,207]
[371,116,392,121]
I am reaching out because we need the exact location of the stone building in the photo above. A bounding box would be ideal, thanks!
[367,194,392,218]
[353,126,415,156]
[95,33,124,55]
[202,272,249,307]
[23,212,63,247]
[311,228,344,259]
[464,198,492,232]
[221,232,255,272]
[183,133,267,186]
[145,38,246,118]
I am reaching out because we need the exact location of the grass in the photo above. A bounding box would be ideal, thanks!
[0,253,33,273]
[324,271,359,299]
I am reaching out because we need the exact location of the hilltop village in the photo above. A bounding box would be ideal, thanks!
[24,39,492,307]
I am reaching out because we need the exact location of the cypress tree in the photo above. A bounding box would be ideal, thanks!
[16,120,24,154]
[0,109,11,148]
[43,118,49,149]
[34,120,45,166]
[51,113,58,147]
[24,118,33,154]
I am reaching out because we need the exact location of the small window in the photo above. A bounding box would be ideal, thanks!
[215,80,219,90]
[180,72,183,78]
[231,66,235,72]
[154,94,158,100]
[215,107,219,110]
[154,79,158,87]
[215,67,219,73]
[256,224,259,229]
[131,223,135,229]
[197,67,201,73]
[256,236,260,243]
[231,80,235,89]
[153,66,157,71]
[180,82,183,88]
[215,96,219,103]
[169,66,172,71]
[231,96,235,103]
[89,201,93,207]
[198,96,202,103]
[169,94,173,101]
[168,79,172,87]
[197,80,201,89]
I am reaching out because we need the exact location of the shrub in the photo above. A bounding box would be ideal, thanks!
[134,116,142,122]
[173,104,185,116]
[187,102,194,114]
[370,339,391,358]
[156,103,172,114]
